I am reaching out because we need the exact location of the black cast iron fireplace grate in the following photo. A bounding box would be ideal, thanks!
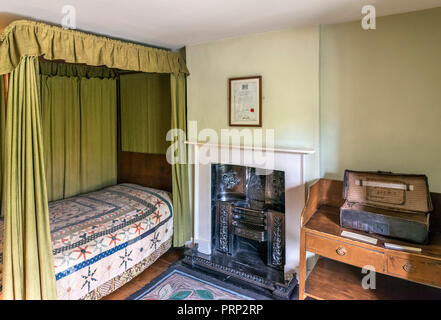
[182,164,297,299]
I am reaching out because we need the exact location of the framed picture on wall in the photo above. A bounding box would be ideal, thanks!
[228,76,262,127]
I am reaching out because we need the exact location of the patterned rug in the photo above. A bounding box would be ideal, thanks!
[128,263,270,300]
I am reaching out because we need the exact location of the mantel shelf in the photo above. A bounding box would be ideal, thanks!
[185,140,315,155]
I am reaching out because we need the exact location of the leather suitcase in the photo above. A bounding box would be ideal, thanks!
[340,170,432,244]
[340,202,430,243]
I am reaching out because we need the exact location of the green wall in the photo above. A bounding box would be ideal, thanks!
[186,27,320,182]
[186,7,441,192]
[320,8,441,192]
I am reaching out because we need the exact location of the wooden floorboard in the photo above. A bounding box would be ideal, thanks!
[102,248,184,300]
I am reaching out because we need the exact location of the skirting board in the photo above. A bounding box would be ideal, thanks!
[195,238,211,255]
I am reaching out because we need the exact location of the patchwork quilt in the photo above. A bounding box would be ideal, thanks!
[0,183,173,300]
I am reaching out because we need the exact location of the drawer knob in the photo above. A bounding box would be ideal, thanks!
[336,246,347,256]
[403,263,416,273]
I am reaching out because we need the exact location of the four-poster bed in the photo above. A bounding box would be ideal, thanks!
[0,20,191,300]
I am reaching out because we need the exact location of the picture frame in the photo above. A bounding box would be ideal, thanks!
[228,76,262,127]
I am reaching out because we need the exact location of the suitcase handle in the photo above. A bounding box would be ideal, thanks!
[355,179,414,191]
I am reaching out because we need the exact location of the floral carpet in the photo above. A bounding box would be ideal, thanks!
[128,263,269,300]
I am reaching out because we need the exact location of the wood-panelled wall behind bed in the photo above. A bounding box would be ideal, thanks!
[117,151,172,192]
[0,20,190,300]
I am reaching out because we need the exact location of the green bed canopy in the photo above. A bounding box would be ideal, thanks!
[0,20,189,76]
[0,20,191,300]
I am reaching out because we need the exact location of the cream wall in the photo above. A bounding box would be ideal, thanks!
[186,27,320,181]
[320,8,441,192]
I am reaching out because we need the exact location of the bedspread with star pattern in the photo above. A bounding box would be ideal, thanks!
[0,183,173,300]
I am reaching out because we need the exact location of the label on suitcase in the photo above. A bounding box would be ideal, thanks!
[343,170,432,214]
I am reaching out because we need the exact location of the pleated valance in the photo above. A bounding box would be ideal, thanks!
[0,20,189,76]
[39,60,117,79]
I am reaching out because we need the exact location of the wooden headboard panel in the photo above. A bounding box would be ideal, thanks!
[117,151,172,193]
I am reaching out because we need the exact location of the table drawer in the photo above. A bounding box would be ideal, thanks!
[387,255,441,288]
[306,232,386,272]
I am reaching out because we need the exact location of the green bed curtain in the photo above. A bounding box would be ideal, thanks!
[41,75,81,201]
[170,73,191,247]
[0,76,4,216]
[41,73,117,201]
[79,78,117,194]
[39,60,117,79]
[2,56,57,299]
[0,19,191,300]
[120,73,171,154]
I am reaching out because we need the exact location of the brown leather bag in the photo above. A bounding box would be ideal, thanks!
[340,170,433,244]
[343,170,432,214]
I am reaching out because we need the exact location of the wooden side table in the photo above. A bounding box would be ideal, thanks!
[298,179,441,300]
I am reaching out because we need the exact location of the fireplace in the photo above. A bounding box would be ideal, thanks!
[184,141,314,299]
[212,164,286,271]
[184,163,297,298]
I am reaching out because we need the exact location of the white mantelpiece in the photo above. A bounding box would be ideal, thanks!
[186,141,315,279]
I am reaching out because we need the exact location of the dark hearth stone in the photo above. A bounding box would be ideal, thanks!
[182,246,297,299]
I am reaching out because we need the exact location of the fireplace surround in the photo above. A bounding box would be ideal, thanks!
[184,141,315,298]
[185,163,295,297]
